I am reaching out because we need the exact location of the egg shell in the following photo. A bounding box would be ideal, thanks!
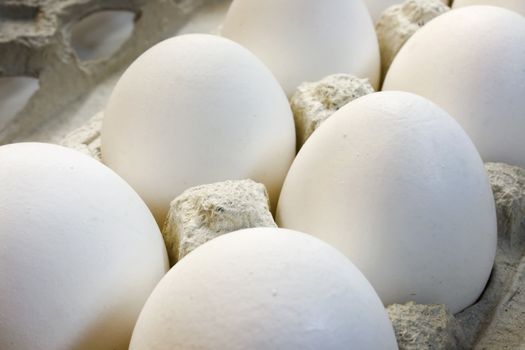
[276,91,497,313]
[102,34,295,223]
[0,143,168,350]
[453,0,525,16]
[129,227,398,350]
[221,0,380,96]
[383,6,525,167]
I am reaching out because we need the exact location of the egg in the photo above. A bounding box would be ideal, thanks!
[0,143,168,350]
[102,34,295,223]
[276,91,497,313]
[453,0,525,16]
[220,0,380,96]
[363,0,449,21]
[129,228,398,350]
[383,6,525,167]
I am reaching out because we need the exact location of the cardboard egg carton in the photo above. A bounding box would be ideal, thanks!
[3,0,525,348]
[0,0,226,144]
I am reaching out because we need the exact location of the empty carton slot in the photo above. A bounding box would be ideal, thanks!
[0,4,40,21]
[0,4,41,33]
[0,77,39,131]
[71,10,135,62]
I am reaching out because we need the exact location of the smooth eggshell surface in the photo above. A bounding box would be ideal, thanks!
[129,228,398,350]
[221,0,380,96]
[0,143,168,350]
[102,34,295,223]
[383,6,525,167]
[453,0,525,16]
[276,91,497,313]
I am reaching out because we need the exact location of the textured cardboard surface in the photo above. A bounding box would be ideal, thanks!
[0,0,230,144]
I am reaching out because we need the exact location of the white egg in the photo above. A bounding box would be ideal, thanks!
[383,6,525,167]
[276,91,497,313]
[0,143,168,350]
[129,228,398,350]
[363,0,449,21]
[221,0,380,96]
[102,34,295,223]
[453,0,525,16]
